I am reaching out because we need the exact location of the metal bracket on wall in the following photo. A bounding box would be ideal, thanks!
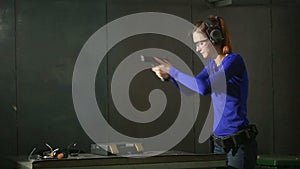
[205,0,232,7]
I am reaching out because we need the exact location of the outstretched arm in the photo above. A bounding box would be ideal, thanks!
[151,57,211,95]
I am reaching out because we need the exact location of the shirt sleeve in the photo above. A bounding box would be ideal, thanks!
[168,54,245,96]
[208,54,245,87]
[169,66,211,95]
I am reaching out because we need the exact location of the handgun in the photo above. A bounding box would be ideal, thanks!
[140,55,168,64]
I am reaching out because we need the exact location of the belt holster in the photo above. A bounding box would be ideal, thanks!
[213,124,258,155]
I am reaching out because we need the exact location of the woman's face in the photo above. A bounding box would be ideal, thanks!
[193,31,217,59]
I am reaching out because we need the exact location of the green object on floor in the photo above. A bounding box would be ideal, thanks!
[256,154,300,168]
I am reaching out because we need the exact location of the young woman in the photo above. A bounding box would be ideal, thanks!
[152,15,258,169]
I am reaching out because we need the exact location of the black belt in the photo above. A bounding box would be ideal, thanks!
[213,124,258,151]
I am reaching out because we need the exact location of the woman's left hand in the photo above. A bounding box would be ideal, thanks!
[151,57,172,81]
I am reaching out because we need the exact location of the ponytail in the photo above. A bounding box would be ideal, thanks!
[217,16,232,55]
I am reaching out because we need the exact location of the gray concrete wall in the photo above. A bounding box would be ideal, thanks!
[0,1,299,165]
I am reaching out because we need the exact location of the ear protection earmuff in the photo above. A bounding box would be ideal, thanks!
[50,148,68,159]
[28,143,69,161]
[204,16,224,45]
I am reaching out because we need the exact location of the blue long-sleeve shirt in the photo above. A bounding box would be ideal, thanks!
[169,53,249,137]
